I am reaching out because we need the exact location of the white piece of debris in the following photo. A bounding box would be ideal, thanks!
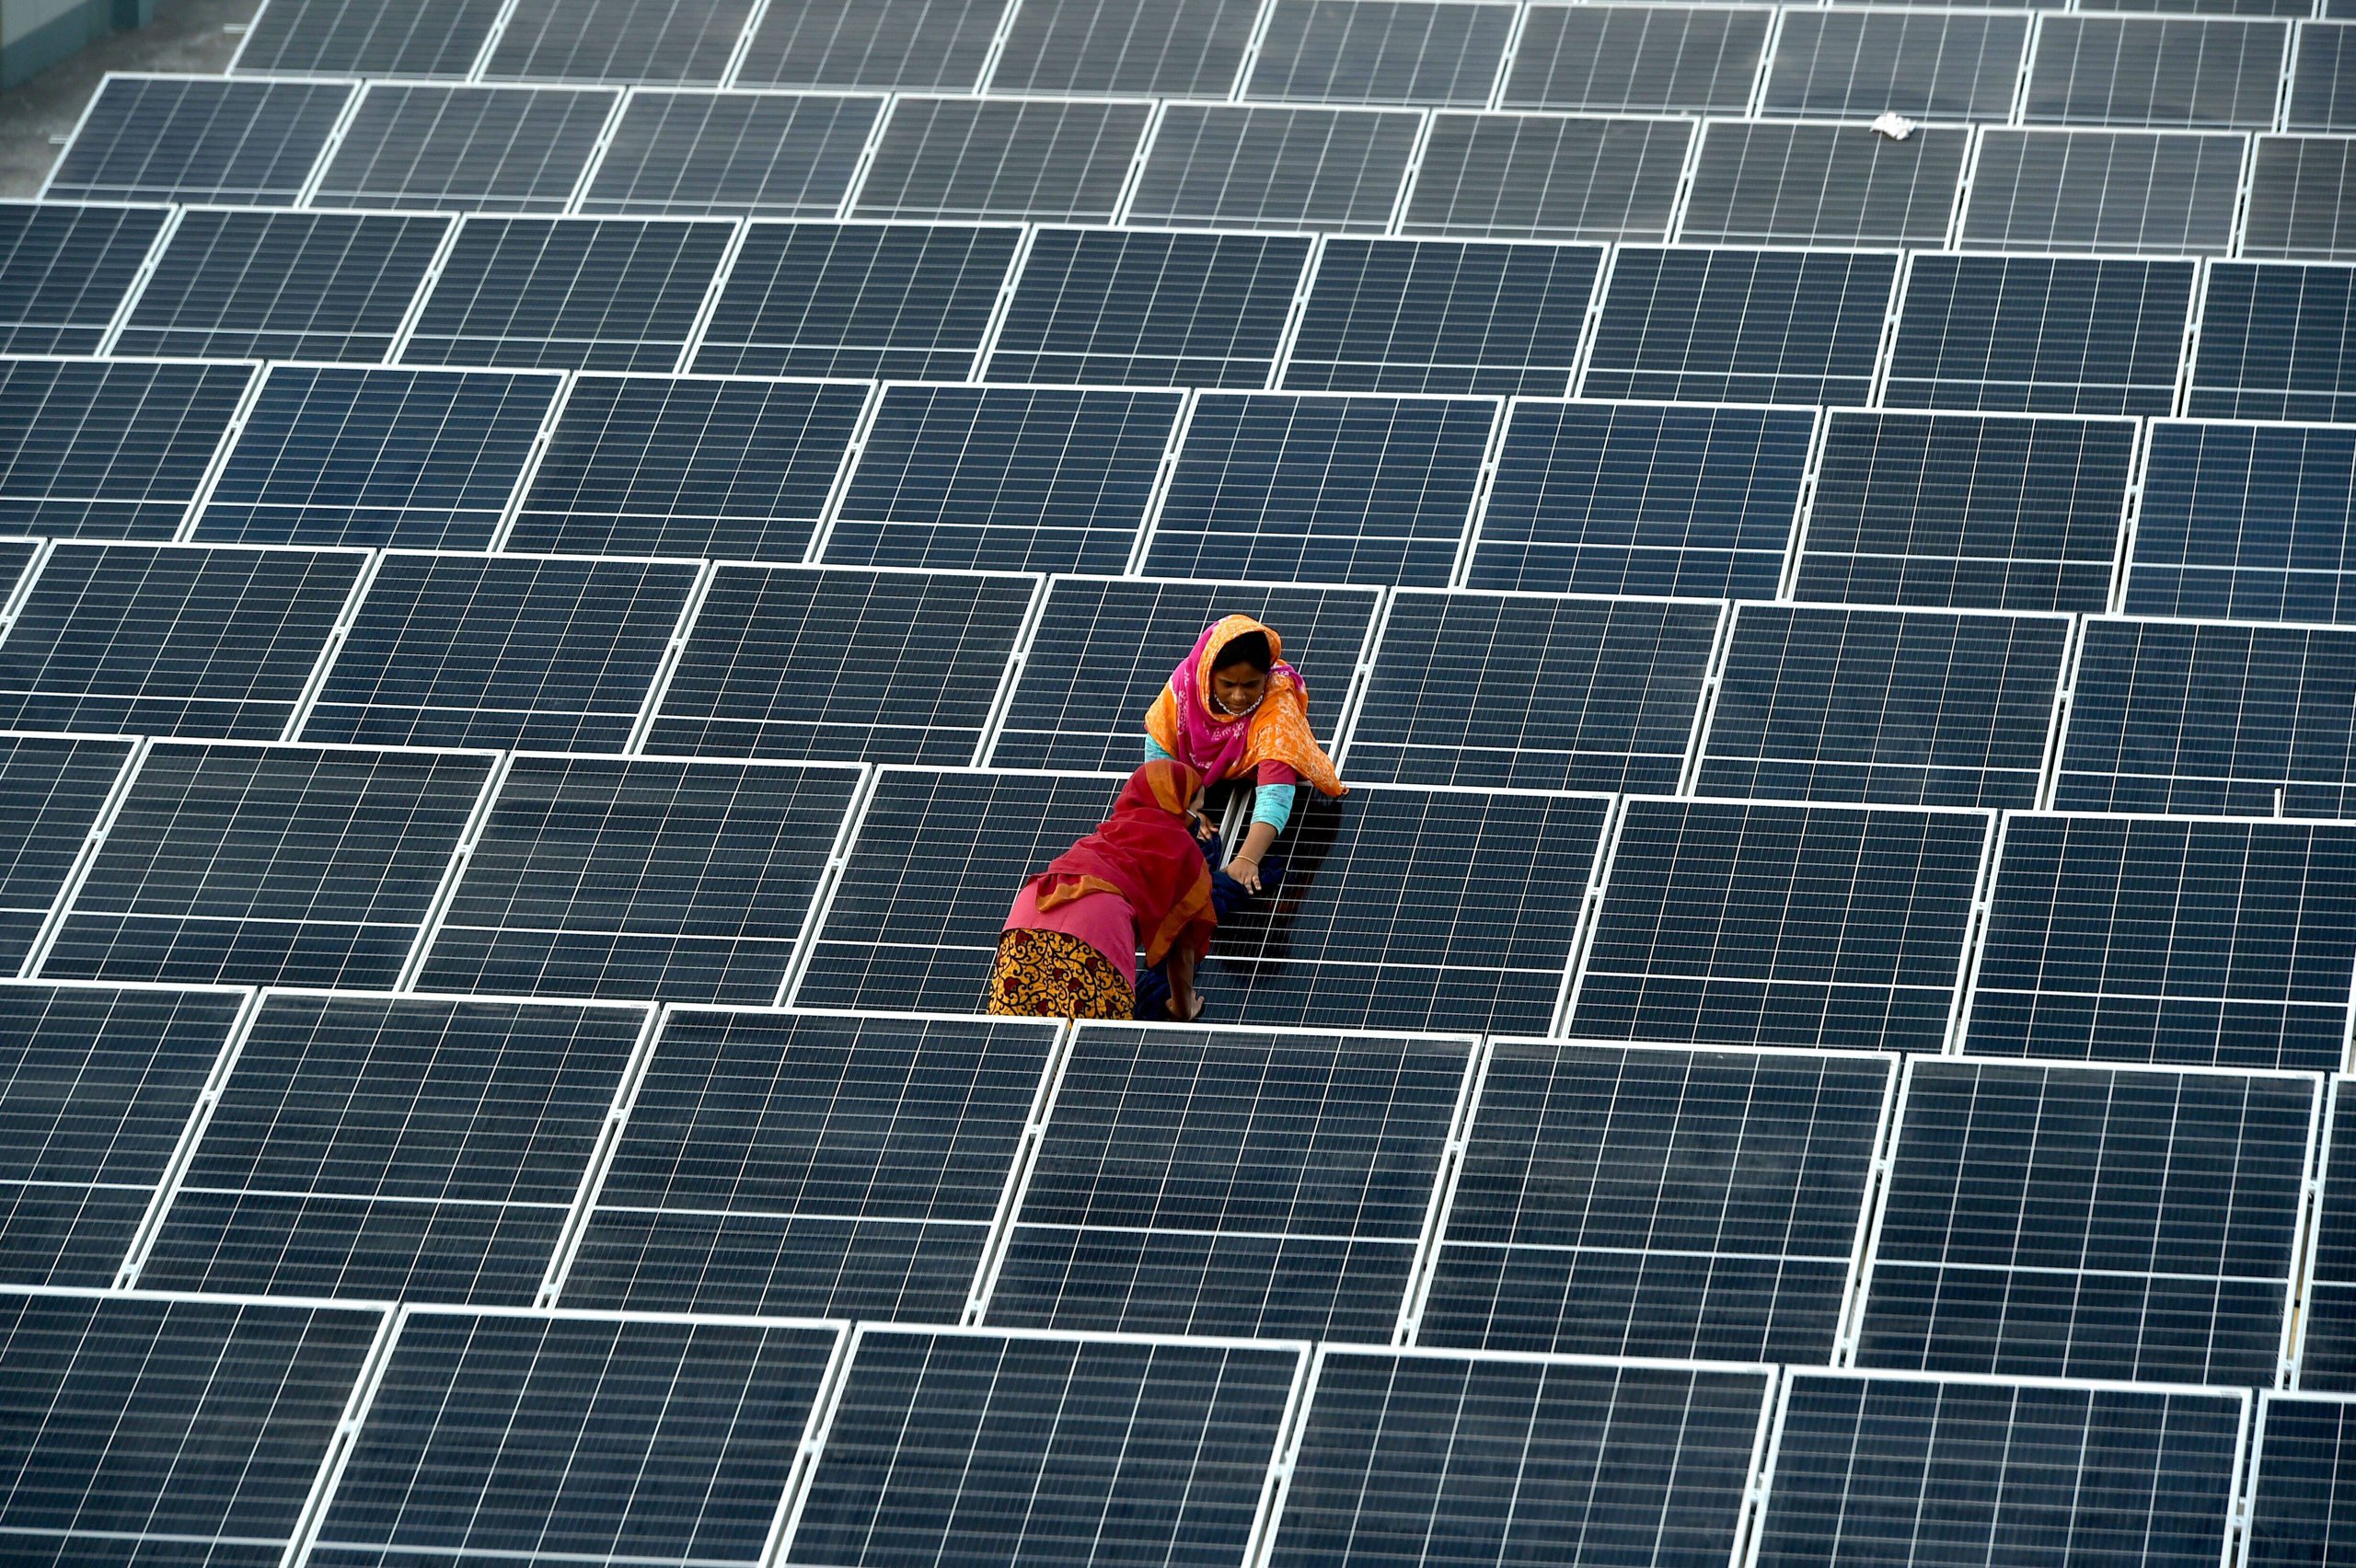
[1869,113,1918,142]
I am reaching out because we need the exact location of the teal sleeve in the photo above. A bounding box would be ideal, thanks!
[1144,736,1174,763]
[1252,783,1295,834]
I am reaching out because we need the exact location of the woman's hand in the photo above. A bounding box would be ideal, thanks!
[1189,809,1217,842]
[1223,855,1262,894]
[1174,990,1205,1022]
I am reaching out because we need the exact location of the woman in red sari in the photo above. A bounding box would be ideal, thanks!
[986,759,1218,1022]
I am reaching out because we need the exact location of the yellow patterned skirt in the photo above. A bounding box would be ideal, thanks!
[985,928,1136,1020]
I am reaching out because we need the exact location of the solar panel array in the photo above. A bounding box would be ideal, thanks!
[7,0,2356,1562]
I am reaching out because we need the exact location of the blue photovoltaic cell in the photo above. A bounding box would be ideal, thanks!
[1964,814,2356,1071]
[988,0,1257,96]
[509,374,870,560]
[853,97,1149,225]
[1142,392,1495,588]
[2304,1090,2356,1389]
[1124,103,1421,234]
[1267,1353,1770,1568]
[1344,590,1723,791]
[1885,253,2198,415]
[2129,421,2356,622]
[1400,112,1692,245]
[1247,0,1514,105]
[401,216,735,373]
[0,201,168,354]
[563,1009,1057,1319]
[1570,798,1990,1054]
[1580,247,1899,406]
[40,740,494,990]
[644,565,1039,763]
[140,994,649,1304]
[2025,15,2291,129]
[1698,605,2070,809]
[0,733,137,972]
[414,756,862,1003]
[482,0,760,85]
[1281,237,1603,397]
[2246,1394,2356,1566]
[826,385,1183,574]
[0,358,253,539]
[1858,1059,2314,1386]
[581,91,880,219]
[44,75,352,203]
[985,1025,1472,1342]
[311,1311,841,1567]
[1465,399,1813,599]
[782,1330,1301,1568]
[1753,1374,2245,1568]
[1418,1042,1894,1362]
[0,537,29,596]
[195,364,559,550]
[2057,617,2356,816]
[0,541,366,740]
[309,83,620,213]
[738,0,1005,90]
[691,221,1022,378]
[985,227,1313,387]
[0,1290,384,1568]
[0,982,244,1288]
[2188,261,2356,422]
[1796,410,2137,613]
[231,0,503,77]
[300,552,700,753]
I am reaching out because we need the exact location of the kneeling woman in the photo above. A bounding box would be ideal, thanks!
[987,759,1218,1022]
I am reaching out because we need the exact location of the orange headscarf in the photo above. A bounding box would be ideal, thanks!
[1032,760,1217,966]
[1143,614,1345,799]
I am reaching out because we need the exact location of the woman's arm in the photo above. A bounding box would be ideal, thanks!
[1223,785,1293,893]
[1165,944,1203,1021]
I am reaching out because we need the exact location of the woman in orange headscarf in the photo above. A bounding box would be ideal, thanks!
[987,759,1218,1021]
[1143,614,1345,895]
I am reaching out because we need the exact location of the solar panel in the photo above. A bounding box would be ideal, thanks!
[37,739,495,989]
[561,1009,1058,1318]
[1580,247,1900,406]
[641,564,1040,762]
[2289,19,2356,128]
[735,0,1004,90]
[480,0,759,85]
[0,357,252,539]
[309,1309,843,1565]
[1762,7,2030,118]
[988,575,1380,771]
[1465,398,1814,599]
[983,226,1311,387]
[1697,604,2070,808]
[0,201,168,355]
[0,982,244,1288]
[1752,1373,2246,1568]
[778,1327,1302,1568]
[2246,1393,2356,1565]
[1245,0,1514,105]
[1401,113,1692,244]
[852,97,1149,225]
[1856,1058,2316,1386]
[308,83,619,213]
[2026,15,2292,127]
[138,994,650,1302]
[0,541,366,741]
[0,1289,384,1567]
[231,0,502,77]
[1417,1041,1894,1362]
[508,373,868,560]
[1795,409,2137,612]
[2304,1085,2356,1388]
[577,90,881,218]
[299,551,698,752]
[399,216,735,372]
[2244,135,2356,260]
[1282,238,1603,396]
[690,220,1022,379]
[825,384,1183,574]
[413,755,863,1002]
[0,734,138,971]
[1141,392,1495,587]
[1343,589,1723,791]
[1884,253,2197,415]
[1959,130,2247,255]
[43,75,352,204]
[1266,1349,1773,1568]
[982,1023,1474,1341]
[2056,616,2356,815]
[194,363,559,550]
[1501,4,1772,113]
[1961,813,2356,1070]
[2188,261,2356,422]
[0,537,30,597]
[1125,105,1422,234]
[2126,420,2356,620]
[110,208,450,362]
[1682,121,1967,248]
[987,0,1259,96]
